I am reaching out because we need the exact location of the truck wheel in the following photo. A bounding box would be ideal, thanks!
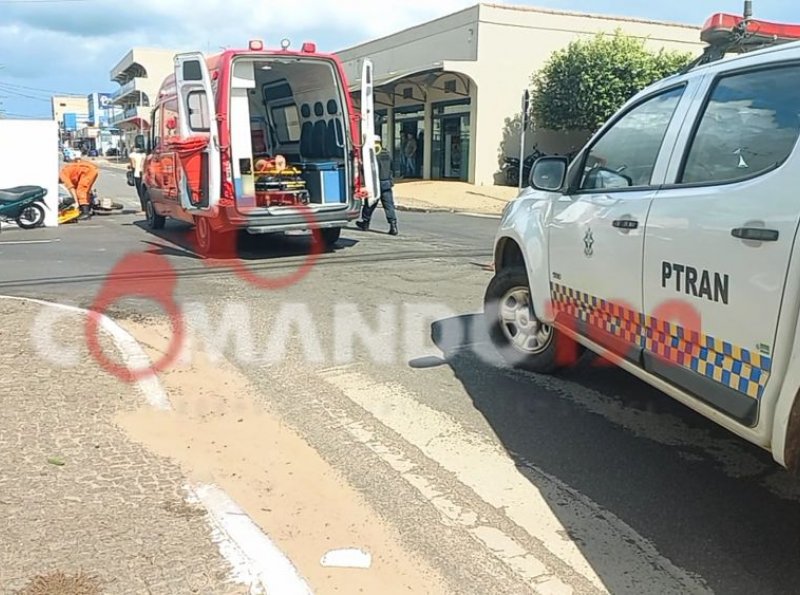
[144,193,165,230]
[484,266,567,374]
[194,216,234,258]
[321,227,341,249]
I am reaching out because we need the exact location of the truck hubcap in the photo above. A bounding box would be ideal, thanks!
[499,287,552,354]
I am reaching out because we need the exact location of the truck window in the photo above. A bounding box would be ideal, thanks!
[186,91,210,132]
[151,107,162,151]
[579,86,685,191]
[271,104,301,143]
[679,64,800,185]
[163,98,178,138]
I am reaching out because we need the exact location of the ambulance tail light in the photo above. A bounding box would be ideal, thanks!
[221,151,234,202]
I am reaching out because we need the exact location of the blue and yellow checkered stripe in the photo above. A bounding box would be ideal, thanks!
[550,283,772,399]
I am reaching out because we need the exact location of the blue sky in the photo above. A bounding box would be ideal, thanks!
[1,0,799,119]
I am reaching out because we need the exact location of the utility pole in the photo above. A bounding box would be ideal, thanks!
[518,89,530,191]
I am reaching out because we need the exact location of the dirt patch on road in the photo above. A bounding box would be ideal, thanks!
[114,320,448,595]
[16,571,103,595]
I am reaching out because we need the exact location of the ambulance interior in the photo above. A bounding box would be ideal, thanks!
[229,57,351,207]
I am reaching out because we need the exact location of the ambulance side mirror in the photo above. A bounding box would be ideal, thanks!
[530,156,568,191]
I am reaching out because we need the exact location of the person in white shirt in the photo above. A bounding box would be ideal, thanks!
[128,145,146,212]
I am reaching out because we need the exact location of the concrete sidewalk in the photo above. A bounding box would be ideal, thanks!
[0,299,247,594]
[94,159,518,215]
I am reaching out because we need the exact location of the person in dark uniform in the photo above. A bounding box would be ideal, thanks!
[356,139,398,236]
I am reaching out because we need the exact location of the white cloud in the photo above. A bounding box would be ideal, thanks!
[0,0,476,115]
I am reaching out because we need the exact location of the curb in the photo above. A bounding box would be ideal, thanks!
[395,203,503,218]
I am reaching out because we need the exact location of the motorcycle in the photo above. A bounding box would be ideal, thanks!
[502,146,545,187]
[0,186,47,232]
[58,184,124,224]
[502,145,581,187]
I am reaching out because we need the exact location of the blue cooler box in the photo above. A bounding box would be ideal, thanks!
[301,162,346,204]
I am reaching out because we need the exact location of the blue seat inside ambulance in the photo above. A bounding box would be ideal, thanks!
[296,100,346,203]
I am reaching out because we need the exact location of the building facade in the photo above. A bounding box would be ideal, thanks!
[109,48,178,152]
[338,3,706,185]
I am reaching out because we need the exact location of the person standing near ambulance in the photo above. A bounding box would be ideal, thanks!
[59,156,99,220]
[356,139,398,236]
[128,144,146,212]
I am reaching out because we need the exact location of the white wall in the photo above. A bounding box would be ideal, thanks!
[467,4,706,185]
[0,120,59,227]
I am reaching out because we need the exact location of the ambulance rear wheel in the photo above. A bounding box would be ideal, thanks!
[321,227,341,249]
[194,216,234,258]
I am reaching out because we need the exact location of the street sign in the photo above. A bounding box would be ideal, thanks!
[521,89,530,130]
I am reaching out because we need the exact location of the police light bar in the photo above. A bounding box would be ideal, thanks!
[701,12,800,46]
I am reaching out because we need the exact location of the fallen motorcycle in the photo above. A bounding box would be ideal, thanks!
[0,186,47,232]
[58,185,124,224]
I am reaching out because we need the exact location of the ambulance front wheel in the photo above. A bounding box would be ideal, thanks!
[144,193,165,230]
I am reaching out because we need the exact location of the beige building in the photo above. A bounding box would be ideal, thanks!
[109,47,179,151]
[339,2,706,186]
[50,95,87,124]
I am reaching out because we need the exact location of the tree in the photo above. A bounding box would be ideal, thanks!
[530,30,694,133]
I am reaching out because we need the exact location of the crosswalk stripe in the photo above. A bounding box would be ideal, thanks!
[317,367,710,595]
[317,399,564,593]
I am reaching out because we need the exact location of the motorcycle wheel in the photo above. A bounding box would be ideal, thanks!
[505,167,519,187]
[16,203,45,229]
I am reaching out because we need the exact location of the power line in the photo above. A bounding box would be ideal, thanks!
[0,84,52,102]
[0,80,82,95]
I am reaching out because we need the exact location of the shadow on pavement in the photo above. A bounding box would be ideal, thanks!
[428,313,800,595]
[127,219,358,261]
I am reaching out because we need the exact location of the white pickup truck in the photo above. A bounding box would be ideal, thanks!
[484,16,800,472]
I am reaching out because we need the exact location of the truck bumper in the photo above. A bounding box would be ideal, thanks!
[218,201,362,234]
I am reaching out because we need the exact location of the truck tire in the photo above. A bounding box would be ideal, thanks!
[194,215,234,258]
[484,266,570,374]
[144,193,165,230]
[321,227,341,249]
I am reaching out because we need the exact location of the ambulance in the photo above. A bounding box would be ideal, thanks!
[484,10,800,472]
[140,39,380,255]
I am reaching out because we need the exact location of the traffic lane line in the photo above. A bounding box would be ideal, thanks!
[317,367,711,595]
[0,295,311,595]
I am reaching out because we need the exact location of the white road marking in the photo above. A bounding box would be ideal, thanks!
[0,239,61,245]
[0,295,169,410]
[1,295,314,592]
[320,548,372,569]
[318,367,710,595]
[186,484,313,595]
[319,402,552,590]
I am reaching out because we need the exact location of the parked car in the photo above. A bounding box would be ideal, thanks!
[483,13,800,472]
[62,147,81,162]
[140,39,380,256]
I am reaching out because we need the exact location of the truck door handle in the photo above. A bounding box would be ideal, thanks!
[612,219,638,230]
[731,227,779,242]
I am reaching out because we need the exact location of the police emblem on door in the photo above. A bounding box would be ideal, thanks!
[584,228,594,257]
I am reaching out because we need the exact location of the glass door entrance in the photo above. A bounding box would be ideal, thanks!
[431,100,470,181]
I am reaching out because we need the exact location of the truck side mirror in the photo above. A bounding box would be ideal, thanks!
[529,156,568,191]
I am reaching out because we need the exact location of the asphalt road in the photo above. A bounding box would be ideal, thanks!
[2,164,800,593]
